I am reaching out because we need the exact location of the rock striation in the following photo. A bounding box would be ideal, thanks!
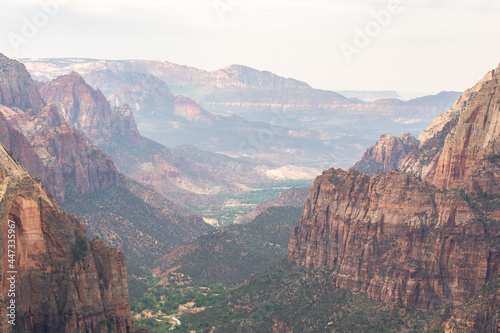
[353,133,418,175]
[0,54,45,112]
[399,64,500,179]
[39,72,142,143]
[0,57,124,203]
[288,66,500,314]
[0,142,141,333]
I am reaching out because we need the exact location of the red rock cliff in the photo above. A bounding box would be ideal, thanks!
[39,72,141,143]
[0,142,141,333]
[288,67,500,313]
[0,57,124,203]
[353,133,418,175]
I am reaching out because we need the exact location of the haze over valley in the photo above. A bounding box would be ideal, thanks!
[0,1,499,332]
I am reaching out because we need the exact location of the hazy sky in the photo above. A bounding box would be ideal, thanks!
[1,0,500,95]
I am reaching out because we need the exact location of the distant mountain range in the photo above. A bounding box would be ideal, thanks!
[335,90,403,102]
[23,58,462,168]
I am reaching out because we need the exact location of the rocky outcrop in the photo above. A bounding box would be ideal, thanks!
[0,142,140,333]
[111,104,140,139]
[287,167,498,310]
[83,70,176,116]
[0,54,45,112]
[217,64,311,90]
[173,96,217,125]
[399,64,500,179]
[39,72,141,143]
[353,133,418,175]
[419,65,499,146]
[0,103,124,202]
[288,66,500,313]
[445,275,500,333]
[428,71,500,192]
[0,112,45,182]
[0,57,124,203]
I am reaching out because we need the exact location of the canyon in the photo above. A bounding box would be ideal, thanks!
[0,54,212,273]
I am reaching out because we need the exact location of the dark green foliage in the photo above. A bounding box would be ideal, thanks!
[62,185,208,267]
[485,154,500,163]
[132,276,228,333]
[74,235,88,262]
[424,324,445,333]
[157,207,302,286]
[220,180,313,204]
[353,159,383,176]
[178,263,435,332]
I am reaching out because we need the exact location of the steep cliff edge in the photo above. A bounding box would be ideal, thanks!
[39,72,141,143]
[0,142,141,333]
[288,67,500,317]
[288,167,498,310]
[0,55,124,203]
[353,133,418,175]
[399,64,500,179]
[428,70,500,192]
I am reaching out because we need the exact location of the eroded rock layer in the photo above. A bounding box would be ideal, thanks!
[0,143,139,333]
[288,67,500,315]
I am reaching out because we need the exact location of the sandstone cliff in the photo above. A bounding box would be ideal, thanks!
[288,66,500,316]
[0,112,45,182]
[0,56,124,203]
[398,65,500,181]
[0,54,45,112]
[353,133,418,175]
[39,72,141,143]
[0,142,140,333]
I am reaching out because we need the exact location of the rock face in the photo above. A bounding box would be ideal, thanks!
[353,133,418,175]
[0,142,139,333]
[428,71,500,192]
[288,168,497,309]
[399,64,500,179]
[445,276,499,333]
[0,112,45,181]
[0,57,124,203]
[0,54,45,112]
[39,72,140,143]
[288,66,500,313]
[0,102,124,203]
[111,104,141,139]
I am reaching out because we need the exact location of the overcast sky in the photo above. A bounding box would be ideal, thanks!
[1,0,500,96]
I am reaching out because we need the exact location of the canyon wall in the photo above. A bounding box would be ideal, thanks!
[0,142,140,332]
[288,67,500,321]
